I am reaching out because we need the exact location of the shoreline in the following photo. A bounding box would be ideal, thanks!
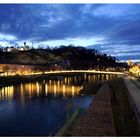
[0,74,50,87]
[63,77,140,136]
[65,81,116,136]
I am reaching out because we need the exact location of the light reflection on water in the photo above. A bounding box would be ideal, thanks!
[0,74,115,101]
[0,80,83,101]
[0,74,116,136]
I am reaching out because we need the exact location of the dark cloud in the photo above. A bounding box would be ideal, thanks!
[0,4,108,41]
[0,4,140,61]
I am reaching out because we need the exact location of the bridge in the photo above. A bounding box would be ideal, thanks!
[43,70,124,75]
[0,70,124,77]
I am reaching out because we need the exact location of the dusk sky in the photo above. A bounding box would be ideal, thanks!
[0,4,140,62]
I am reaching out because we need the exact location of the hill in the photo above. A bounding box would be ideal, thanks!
[0,45,127,70]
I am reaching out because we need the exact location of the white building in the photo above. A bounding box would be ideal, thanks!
[6,47,16,52]
[23,42,29,51]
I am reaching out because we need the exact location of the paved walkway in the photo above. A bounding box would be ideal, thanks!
[123,76,140,123]
[71,82,116,136]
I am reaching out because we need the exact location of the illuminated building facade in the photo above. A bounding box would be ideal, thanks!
[129,63,140,77]
[128,59,133,67]
[0,63,47,76]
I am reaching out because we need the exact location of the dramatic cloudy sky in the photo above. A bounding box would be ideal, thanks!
[0,4,140,62]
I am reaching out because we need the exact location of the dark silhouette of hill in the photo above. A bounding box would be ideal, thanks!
[0,45,127,70]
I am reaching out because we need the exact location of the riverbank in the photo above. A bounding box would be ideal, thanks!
[0,75,50,87]
[69,82,116,136]
[63,77,140,136]
[79,82,101,95]
[0,73,75,87]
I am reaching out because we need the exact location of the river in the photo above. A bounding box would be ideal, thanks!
[0,73,116,136]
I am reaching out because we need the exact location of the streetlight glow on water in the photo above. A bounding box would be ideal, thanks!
[0,74,116,136]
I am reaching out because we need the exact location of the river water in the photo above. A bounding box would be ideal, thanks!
[0,73,116,136]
